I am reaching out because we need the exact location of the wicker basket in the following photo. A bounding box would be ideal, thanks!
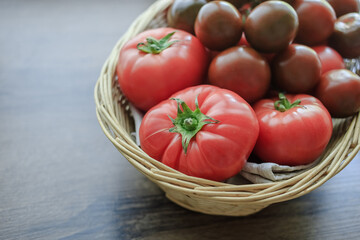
[94,0,360,216]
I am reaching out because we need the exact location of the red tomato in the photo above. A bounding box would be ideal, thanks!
[116,28,209,112]
[293,0,336,46]
[312,45,345,74]
[139,85,259,181]
[208,46,271,103]
[238,33,250,47]
[253,93,333,166]
[315,69,360,118]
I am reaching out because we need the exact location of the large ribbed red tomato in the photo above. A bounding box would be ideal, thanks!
[139,85,259,181]
[116,28,209,112]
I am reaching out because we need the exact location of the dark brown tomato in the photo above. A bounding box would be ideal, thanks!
[263,0,296,4]
[246,0,297,9]
[195,1,243,51]
[329,13,360,59]
[208,0,249,8]
[208,46,271,103]
[167,0,207,34]
[293,0,336,46]
[272,44,321,93]
[315,69,360,118]
[326,0,360,18]
[244,1,298,53]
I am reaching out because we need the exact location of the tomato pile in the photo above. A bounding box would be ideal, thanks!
[116,0,360,182]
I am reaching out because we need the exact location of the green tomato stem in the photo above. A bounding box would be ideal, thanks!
[137,31,179,54]
[274,93,302,112]
[169,97,219,154]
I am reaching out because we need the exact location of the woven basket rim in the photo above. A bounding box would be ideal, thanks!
[94,0,360,206]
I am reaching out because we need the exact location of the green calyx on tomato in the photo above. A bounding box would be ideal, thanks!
[137,31,178,54]
[274,93,302,112]
[168,97,219,154]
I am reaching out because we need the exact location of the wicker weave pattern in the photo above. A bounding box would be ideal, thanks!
[94,0,360,216]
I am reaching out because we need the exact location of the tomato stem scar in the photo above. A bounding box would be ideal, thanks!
[168,97,219,154]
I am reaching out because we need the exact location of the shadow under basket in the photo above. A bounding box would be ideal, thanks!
[94,0,360,216]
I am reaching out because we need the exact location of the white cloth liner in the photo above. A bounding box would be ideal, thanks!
[130,104,318,184]
[239,159,320,183]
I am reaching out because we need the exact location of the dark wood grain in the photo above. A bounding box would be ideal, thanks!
[0,1,359,239]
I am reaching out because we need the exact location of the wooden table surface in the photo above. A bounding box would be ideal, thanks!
[1,0,359,239]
